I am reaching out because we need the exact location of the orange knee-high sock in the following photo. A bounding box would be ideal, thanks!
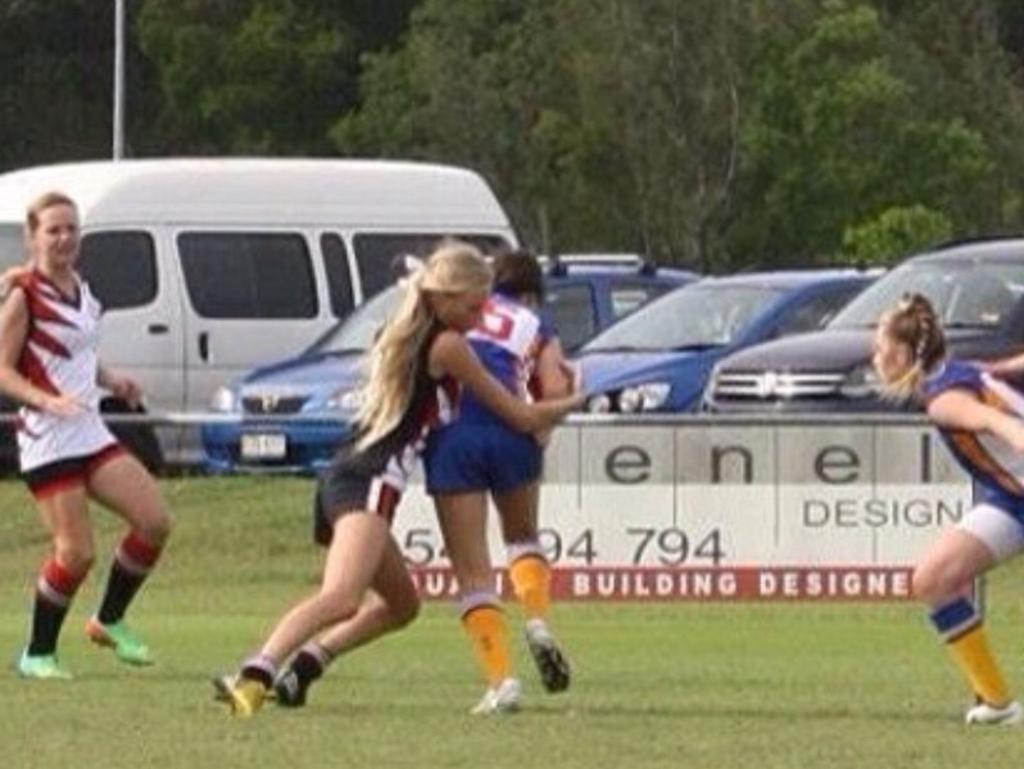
[460,595,511,687]
[508,549,551,620]
[930,598,1011,706]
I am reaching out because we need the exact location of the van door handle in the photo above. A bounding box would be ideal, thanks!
[147,323,169,335]
[198,332,210,362]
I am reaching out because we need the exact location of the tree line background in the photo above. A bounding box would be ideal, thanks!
[2,0,1024,272]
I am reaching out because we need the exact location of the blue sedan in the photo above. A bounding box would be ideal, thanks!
[202,288,391,474]
[579,270,877,414]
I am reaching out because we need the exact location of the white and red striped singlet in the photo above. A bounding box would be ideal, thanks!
[13,270,116,472]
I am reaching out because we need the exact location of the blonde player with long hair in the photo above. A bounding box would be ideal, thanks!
[269,251,573,715]
[215,241,583,717]
[873,293,1024,725]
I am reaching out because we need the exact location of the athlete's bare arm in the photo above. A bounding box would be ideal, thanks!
[429,330,582,434]
[928,388,1024,453]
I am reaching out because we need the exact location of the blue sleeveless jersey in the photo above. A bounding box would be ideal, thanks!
[422,292,554,493]
[459,293,554,424]
[923,359,1024,503]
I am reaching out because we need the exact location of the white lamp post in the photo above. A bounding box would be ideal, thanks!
[112,0,125,159]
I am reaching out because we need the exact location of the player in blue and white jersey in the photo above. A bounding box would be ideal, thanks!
[421,251,575,713]
[873,293,1024,726]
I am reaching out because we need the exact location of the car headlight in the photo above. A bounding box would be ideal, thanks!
[210,386,238,412]
[326,388,366,413]
[586,393,612,413]
[618,382,671,413]
[838,364,880,399]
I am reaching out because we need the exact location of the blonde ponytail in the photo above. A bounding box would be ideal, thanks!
[355,241,492,448]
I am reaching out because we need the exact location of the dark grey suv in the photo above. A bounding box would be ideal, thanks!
[703,238,1024,413]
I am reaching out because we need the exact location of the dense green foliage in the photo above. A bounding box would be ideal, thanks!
[3,0,1023,270]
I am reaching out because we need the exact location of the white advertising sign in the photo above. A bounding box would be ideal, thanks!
[393,418,972,601]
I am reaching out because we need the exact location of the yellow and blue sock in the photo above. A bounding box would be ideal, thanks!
[930,597,1011,706]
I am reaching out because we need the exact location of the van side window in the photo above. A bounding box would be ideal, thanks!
[320,234,356,318]
[0,223,22,270]
[79,231,158,310]
[352,234,512,299]
[178,232,317,319]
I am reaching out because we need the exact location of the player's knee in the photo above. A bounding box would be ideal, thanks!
[317,590,360,623]
[392,594,420,628]
[54,545,95,576]
[913,560,963,604]
[143,509,173,545]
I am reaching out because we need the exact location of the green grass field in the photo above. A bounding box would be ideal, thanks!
[2,476,1023,768]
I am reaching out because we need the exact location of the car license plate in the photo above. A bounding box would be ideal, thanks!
[240,433,287,460]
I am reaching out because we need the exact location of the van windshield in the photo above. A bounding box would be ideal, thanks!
[306,285,402,356]
[0,223,23,269]
[829,260,1024,330]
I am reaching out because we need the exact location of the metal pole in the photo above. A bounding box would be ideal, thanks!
[112,0,125,159]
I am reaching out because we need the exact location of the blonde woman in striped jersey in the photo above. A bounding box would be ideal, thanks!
[0,192,172,679]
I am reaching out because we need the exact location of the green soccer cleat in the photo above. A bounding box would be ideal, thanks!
[16,650,73,680]
[85,618,155,666]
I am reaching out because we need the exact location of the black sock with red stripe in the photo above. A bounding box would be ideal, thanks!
[27,559,86,656]
[97,532,162,625]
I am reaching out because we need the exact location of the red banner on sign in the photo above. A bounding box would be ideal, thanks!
[409,566,915,601]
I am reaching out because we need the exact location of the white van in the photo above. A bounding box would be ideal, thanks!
[0,158,517,467]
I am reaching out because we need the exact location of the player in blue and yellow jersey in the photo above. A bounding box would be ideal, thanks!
[873,293,1024,726]
[421,250,575,713]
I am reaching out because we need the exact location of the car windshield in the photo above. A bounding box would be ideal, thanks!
[306,285,402,355]
[829,260,1024,330]
[583,283,780,352]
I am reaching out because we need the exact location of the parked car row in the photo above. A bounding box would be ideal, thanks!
[201,255,694,474]
[703,238,1024,414]
[578,269,878,414]
[206,235,1024,476]
[6,157,1021,478]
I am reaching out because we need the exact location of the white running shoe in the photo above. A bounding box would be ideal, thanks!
[965,699,1024,726]
[470,677,522,715]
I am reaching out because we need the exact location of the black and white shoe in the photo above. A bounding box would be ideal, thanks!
[274,669,309,708]
[525,621,571,694]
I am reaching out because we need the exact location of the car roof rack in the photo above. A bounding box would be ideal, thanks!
[926,234,1024,252]
[543,252,659,276]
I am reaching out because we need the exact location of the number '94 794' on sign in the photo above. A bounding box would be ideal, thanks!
[399,526,726,567]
